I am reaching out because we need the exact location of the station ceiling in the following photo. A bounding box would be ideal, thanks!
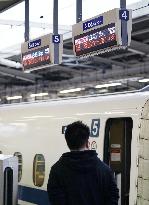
[5,12,149,87]
[0,0,23,13]
[0,1,149,95]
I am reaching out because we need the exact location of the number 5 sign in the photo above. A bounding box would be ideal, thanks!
[52,34,61,43]
[119,9,129,21]
[90,119,100,137]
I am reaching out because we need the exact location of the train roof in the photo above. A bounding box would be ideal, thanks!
[0,88,148,111]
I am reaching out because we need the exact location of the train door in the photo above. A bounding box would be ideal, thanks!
[104,118,133,205]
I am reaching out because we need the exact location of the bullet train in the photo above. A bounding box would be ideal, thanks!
[0,87,149,205]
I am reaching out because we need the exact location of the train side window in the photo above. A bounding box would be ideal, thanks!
[14,152,23,182]
[0,151,2,154]
[33,154,45,187]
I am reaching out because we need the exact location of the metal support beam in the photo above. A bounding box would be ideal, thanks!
[110,40,149,59]
[120,0,128,46]
[144,39,149,44]
[76,0,82,23]
[53,0,58,34]
[53,0,59,64]
[44,65,83,75]
[132,28,149,37]
[0,77,12,84]
[0,65,41,83]
[120,0,126,9]
[25,0,29,42]
[62,63,100,70]
[110,52,134,60]
[91,56,127,68]
[63,48,127,67]
[133,15,149,25]
[130,40,149,55]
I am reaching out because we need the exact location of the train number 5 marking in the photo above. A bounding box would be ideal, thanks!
[90,119,100,137]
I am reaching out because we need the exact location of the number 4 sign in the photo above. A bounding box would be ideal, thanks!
[119,9,129,21]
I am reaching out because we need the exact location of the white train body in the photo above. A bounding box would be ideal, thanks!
[0,91,149,205]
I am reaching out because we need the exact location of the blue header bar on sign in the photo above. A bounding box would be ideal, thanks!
[28,39,41,49]
[83,16,103,31]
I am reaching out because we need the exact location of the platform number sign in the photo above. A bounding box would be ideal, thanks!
[52,34,60,44]
[119,9,129,21]
[90,119,100,137]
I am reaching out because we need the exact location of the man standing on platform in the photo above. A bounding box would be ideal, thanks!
[47,121,119,205]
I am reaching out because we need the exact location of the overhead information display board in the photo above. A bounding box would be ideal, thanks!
[72,8,132,58]
[21,34,63,72]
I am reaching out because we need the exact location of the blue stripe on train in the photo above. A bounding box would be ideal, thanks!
[18,185,50,205]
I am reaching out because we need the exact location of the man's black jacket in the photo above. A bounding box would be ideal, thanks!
[47,150,119,205]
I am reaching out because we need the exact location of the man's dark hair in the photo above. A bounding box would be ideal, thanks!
[65,121,90,150]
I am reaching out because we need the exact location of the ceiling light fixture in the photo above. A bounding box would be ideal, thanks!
[59,88,84,94]
[7,96,22,100]
[95,82,122,89]
[30,92,49,97]
[139,79,149,83]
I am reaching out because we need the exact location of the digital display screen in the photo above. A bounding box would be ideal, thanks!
[74,23,117,57]
[22,45,50,70]
[83,16,103,31]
